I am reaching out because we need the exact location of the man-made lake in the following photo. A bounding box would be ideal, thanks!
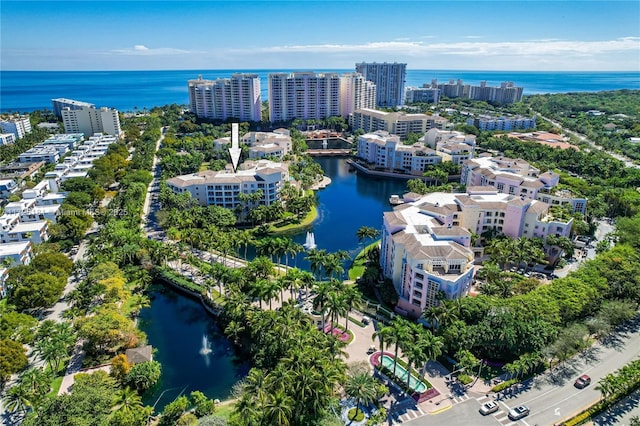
[140,157,410,410]
[138,285,250,411]
[288,157,408,270]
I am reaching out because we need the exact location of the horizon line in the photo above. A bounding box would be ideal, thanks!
[2,68,639,73]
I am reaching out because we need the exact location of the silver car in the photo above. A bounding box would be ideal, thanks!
[479,401,499,415]
[508,405,530,420]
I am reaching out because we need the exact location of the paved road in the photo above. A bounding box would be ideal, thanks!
[404,316,640,426]
[592,389,640,426]
[537,115,639,169]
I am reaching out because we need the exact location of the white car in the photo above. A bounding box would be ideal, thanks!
[479,401,499,415]
[508,405,530,421]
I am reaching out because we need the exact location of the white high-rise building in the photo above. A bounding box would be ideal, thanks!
[339,73,376,118]
[355,62,407,107]
[268,72,341,123]
[188,74,261,122]
[51,98,95,118]
[0,115,32,140]
[61,106,121,137]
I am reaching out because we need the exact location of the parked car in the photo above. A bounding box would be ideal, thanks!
[574,374,591,389]
[508,405,530,421]
[479,401,499,415]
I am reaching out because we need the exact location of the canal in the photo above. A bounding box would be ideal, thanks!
[139,156,410,410]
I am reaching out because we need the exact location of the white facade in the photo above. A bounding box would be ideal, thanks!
[0,115,32,139]
[355,62,407,107]
[188,74,261,122]
[18,146,60,164]
[405,86,440,104]
[166,160,288,211]
[466,115,536,131]
[339,73,376,118]
[52,98,95,118]
[461,156,587,214]
[0,241,34,267]
[425,79,523,105]
[268,72,341,122]
[0,133,16,146]
[356,131,442,175]
[242,129,291,160]
[0,179,19,199]
[62,106,122,137]
[350,108,447,140]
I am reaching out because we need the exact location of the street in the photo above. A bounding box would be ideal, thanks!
[405,316,640,426]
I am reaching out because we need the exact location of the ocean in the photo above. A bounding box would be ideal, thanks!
[1,69,638,113]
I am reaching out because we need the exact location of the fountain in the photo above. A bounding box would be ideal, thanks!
[199,334,212,356]
[303,232,317,250]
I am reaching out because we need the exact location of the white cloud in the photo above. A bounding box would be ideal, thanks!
[252,37,640,58]
[110,45,197,55]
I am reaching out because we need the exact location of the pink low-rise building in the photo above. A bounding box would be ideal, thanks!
[461,156,586,214]
[381,188,572,316]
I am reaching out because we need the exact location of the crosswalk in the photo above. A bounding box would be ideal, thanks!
[388,393,528,425]
[475,395,522,426]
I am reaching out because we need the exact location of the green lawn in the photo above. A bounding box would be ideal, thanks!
[348,240,380,280]
[269,205,318,235]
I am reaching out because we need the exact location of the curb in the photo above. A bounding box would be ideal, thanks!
[428,404,453,415]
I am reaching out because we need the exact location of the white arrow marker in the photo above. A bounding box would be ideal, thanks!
[229,123,241,172]
[555,407,561,416]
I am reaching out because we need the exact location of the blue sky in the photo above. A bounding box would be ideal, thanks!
[2,0,639,71]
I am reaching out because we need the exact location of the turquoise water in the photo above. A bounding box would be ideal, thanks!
[381,355,427,393]
[2,69,638,112]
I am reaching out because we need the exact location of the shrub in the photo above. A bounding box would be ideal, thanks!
[491,378,518,392]
[348,407,365,422]
[457,374,473,385]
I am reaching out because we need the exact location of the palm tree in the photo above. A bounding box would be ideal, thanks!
[324,291,347,333]
[111,386,143,417]
[263,388,293,425]
[344,372,378,424]
[306,248,327,280]
[4,383,32,415]
[372,324,394,354]
[312,280,334,330]
[342,285,363,331]
[390,317,412,378]
[356,226,379,258]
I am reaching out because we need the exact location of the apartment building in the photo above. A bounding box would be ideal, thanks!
[424,79,524,105]
[18,146,60,164]
[61,105,122,137]
[339,73,377,118]
[188,74,261,122]
[405,86,440,104]
[0,115,32,139]
[268,72,341,122]
[52,98,95,118]
[466,114,536,131]
[0,241,34,267]
[242,129,292,160]
[355,62,407,107]
[461,155,587,213]
[0,215,49,245]
[166,159,288,211]
[381,188,573,315]
[350,108,447,140]
[0,134,16,146]
[0,179,19,199]
[356,131,442,174]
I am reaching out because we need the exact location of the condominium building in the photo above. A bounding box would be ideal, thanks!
[52,98,95,118]
[0,134,16,146]
[268,72,341,122]
[466,115,536,131]
[0,241,34,267]
[242,129,292,160]
[0,179,19,199]
[355,62,407,107]
[62,105,122,137]
[381,188,573,315]
[188,74,261,122]
[0,115,32,139]
[356,131,442,174]
[405,86,440,104]
[166,159,288,212]
[424,79,523,105]
[18,146,60,164]
[461,155,587,214]
[339,73,377,118]
[350,108,447,140]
